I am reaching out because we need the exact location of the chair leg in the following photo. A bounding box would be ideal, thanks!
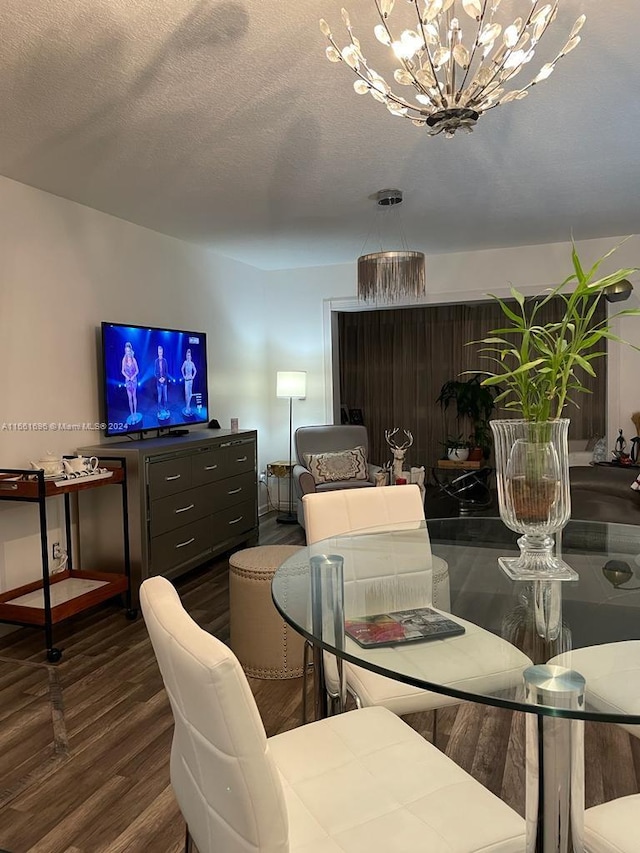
[185,824,194,853]
[433,708,438,747]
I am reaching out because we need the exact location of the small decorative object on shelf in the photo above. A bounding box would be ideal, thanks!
[445,437,470,463]
[374,467,390,487]
[29,452,64,478]
[384,428,413,484]
[591,436,608,464]
[476,240,640,581]
[409,466,426,498]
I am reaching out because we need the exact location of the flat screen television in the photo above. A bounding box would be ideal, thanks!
[101,322,209,437]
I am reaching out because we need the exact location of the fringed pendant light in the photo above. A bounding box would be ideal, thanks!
[358,189,426,303]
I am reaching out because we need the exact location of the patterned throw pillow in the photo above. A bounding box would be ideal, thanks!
[305,446,368,484]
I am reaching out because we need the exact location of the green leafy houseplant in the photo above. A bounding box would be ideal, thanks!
[436,375,500,457]
[440,434,470,451]
[476,242,640,420]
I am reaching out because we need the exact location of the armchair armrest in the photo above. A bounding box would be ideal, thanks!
[293,464,316,499]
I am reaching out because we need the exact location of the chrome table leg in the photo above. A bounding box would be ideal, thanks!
[524,664,586,853]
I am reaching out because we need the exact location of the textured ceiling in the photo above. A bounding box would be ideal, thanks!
[0,0,638,269]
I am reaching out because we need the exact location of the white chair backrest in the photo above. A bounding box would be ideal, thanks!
[303,484,425,544]
[140,577,289,853]
[303,485,433,616]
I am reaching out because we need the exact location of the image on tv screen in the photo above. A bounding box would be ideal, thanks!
[102,323,208,436]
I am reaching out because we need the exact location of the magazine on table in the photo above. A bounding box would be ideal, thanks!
[345,606,465,648]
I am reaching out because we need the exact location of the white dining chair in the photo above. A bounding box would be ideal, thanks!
[302,486,533,723]
[140,575,526,853]
[584,794,640,852]
[548,642,640,738]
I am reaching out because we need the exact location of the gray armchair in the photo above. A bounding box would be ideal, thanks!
[293,425,382,526]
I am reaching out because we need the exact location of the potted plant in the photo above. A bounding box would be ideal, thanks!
[436,375,500,460]
[443,434,470,462]
[475,241,639,580]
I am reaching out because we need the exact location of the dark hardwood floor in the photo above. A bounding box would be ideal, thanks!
[0,513,638,852]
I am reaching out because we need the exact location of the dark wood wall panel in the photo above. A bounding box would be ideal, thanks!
[338,300,606,468]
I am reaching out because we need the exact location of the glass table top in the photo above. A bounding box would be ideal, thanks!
[272,517,640,722]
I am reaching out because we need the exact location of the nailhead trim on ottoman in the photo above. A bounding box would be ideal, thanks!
[229,545,305,679]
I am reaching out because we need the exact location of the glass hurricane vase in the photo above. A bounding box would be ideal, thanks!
[491,419,577,581]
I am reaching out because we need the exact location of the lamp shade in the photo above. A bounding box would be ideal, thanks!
[276,371,307,399]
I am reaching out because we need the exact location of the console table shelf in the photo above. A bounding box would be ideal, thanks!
[0,463,134,662]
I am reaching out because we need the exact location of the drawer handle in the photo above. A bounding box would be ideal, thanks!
[204,464,218,471]
[235,456,248,463]
[175,537,196,549]
[227,487,242,495]
[175,503,195,514]
[165,474,182,482]
[228,516,243,525]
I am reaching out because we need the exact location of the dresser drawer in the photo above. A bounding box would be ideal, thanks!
[148,456,192,498]
[210,471,256,512]
[218,440,256,479]
[150,484,213,537]
[150,517,212,575]
[191,447,226,486]
[210,499,256,542]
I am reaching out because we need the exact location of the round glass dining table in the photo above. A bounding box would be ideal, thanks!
[272,517,640,853]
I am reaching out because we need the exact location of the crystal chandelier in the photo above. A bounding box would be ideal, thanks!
[320,1,585,137]
[358,189,426,302]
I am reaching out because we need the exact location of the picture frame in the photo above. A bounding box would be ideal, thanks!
[348,408,363,425]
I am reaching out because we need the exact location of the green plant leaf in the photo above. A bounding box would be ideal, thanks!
[488,294,522,324]
[585,236,633,281]
[473,239,638,420]
[588,269,639,291]
[510,287,525,307]
[573,354,596,376]
[572,243,585,281]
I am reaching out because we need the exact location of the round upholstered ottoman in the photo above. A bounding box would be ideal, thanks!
[229,545,305,679]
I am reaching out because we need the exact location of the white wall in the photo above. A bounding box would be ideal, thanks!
[0,175,268,591]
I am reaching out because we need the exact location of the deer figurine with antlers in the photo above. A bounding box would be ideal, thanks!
[385,428,414,484]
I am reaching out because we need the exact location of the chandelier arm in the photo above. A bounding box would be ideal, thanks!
[453,0,491,103]
[466,1,542,109]
[409,0,445,109]
[493,39,573,106]
[491,2,546,83]
[480,0,561,101]
[446,9,455,107]
[372,0,442,111]
[376,0,437,110]
[532,1,560,46]
[329,24,426,116]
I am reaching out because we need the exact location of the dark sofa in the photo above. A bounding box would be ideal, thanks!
[569,465,640,524]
